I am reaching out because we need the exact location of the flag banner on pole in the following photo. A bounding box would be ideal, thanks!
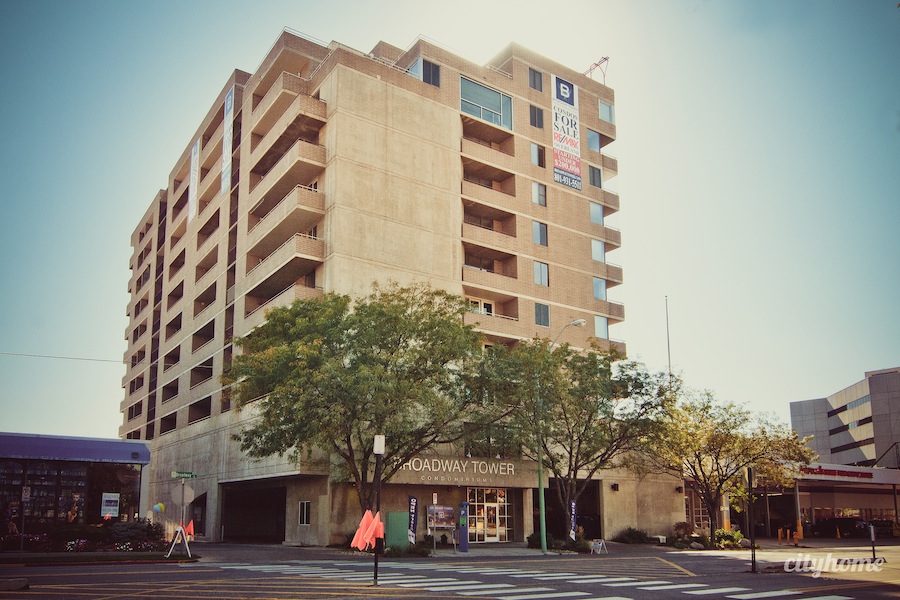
[352,510,374,551]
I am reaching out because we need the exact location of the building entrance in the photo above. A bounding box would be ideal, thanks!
[468,487,510,542]
[221,483,286,543]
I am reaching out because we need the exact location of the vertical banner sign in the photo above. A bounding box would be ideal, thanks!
[552,75,581,190]
[407,496,418,544]
[569,499,577,541]
[221,86,234,194]
[101,493,120,519]
[188,138,200,223]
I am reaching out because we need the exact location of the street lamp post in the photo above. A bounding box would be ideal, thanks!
[536,318,586,554]
[372,435,385,586]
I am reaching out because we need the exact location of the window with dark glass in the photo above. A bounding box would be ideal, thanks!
[422,60,440,87]
[528,68,543,92]
[589,165,602,188]
[535,302,550,327]
[529,105,544,128]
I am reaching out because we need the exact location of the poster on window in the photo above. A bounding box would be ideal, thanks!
[552,75,581,190]
[101,493,120,519]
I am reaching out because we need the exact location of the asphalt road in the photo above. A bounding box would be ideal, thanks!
[2,538,899,599]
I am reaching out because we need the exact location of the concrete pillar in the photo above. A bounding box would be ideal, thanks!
[522,488,534,542]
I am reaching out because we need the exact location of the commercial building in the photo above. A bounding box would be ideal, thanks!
[0,432,150,534]
[791,367,900,468]
[121,30,682,545]
[779,368,900,535]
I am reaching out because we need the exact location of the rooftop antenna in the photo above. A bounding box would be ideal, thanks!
[584,57,609,85]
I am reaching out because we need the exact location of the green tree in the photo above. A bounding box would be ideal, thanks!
[223,283,484,512]
[489,340,675,538]
[640,393,814,534]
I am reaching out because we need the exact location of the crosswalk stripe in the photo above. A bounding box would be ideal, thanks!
[603,580,671,587]
[639,583,709,590]
[530,573,580,579]
[497,592,590,600]
[396,578,462,587]
[569,577,634,584]
[726,592,801,599]
[796,596,853,600]
[684,588,751,595]
[457,588,553,596]
[427,583,517,592]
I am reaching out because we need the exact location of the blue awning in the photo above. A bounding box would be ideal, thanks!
[0,432,150,465]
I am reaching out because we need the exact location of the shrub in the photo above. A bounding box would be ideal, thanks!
[673,521,694,540]
[1,533,52,552]
[714,528,743,548]
[107,519,164,544]
[612,527,652,544]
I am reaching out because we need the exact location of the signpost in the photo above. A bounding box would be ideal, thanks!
[166,471,196,558]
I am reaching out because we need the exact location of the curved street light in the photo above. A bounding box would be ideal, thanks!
[536,318,586,554]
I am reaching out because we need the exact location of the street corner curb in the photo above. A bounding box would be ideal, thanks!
[0,578,29,591]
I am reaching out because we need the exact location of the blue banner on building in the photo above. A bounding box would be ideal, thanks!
[408,496,418,543]
[569,499,577,541]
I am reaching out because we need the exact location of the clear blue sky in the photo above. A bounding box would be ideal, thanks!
[0,0,897,438]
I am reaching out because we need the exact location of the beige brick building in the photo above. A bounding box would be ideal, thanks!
[121,30,682,545]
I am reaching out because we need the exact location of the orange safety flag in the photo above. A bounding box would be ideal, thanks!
[363,511,384,550]
[186,520,195,536]
[351,510,374,551]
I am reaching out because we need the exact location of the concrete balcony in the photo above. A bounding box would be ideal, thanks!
[461,265,523,295]
[243,283,324,330]
[601,154,618,179]
[460,137,516,172]
[461,221,517,254]
[596,262,624,286]
[250,93,326,160]
[464,310,522,338]
[241,234,324,298]
[461,179,519,214]
[251,72,311,135]
[248,186,325,256]
[248,139,326,212]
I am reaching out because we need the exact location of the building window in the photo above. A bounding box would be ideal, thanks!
[599,101,615,124]
[535,303,550,327]
[594,315,609,339]
[409,58,440,87]
[528,68,543,92]
[531,143,545,167]
[589,165,602,188]
[592,239,605,262]
[532,181,547,206]
[593,277,607,301]
[468,297,494,316]
[299,500,311,526]
[590,202,604,225]
[461,77,512,130]
[529,105,544,129]
[534,261,549,286]
[532,221,548,246]
[587,129,601,153]
[423,60,440,87]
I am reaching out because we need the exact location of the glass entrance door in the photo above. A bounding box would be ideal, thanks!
[485,503,499,542]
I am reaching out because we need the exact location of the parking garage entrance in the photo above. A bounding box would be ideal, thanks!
[221,481,286,543]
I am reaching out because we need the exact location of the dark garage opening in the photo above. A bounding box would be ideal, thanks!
[222,483,286,543]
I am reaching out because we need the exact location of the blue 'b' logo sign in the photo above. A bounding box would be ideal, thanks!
[555,77,575,106]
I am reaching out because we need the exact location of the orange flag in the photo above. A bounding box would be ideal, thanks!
[351,510,374,551]
[186,520,195,536]
[363,511,383,550]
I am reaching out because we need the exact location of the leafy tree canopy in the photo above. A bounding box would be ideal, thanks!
[223,283,484,512]
[639,392,814,533]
